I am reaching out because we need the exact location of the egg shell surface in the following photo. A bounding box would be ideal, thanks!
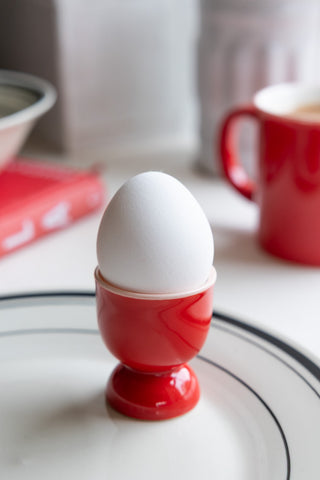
[97,171,214,294]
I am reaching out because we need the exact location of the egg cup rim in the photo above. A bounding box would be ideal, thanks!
[95,266,216,300]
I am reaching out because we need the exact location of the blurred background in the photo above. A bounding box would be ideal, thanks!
[1,0,320,289]
[1,0,319,174]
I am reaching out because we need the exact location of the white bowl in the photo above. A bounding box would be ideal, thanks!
[0,70,56,170]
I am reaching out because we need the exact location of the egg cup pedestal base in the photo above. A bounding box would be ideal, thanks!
[106,363,200,421]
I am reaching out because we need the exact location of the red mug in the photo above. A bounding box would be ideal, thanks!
[219,83,320,265]
[95,266,216,420]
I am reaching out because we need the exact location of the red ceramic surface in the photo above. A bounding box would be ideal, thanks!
[95,267,215,420]
[219,104,320,265]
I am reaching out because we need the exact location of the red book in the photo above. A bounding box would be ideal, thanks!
[0,158,106,257]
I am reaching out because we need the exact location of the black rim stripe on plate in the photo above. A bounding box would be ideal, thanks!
[197,355,290,480]
[213,311,320,384]
[214,321,320,399]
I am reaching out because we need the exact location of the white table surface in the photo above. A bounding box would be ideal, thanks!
[1,146,320,362]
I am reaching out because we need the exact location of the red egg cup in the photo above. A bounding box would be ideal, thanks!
[95,267,216,421]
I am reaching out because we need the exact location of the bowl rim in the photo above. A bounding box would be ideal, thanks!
[0,69,56,130]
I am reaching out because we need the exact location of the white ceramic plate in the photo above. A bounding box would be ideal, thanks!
[0,293,319,480]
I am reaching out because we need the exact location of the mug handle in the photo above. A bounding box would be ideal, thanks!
[219,105,259,201]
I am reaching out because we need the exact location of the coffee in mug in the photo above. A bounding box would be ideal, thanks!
[219,83,320,265]
[286,103,320,122]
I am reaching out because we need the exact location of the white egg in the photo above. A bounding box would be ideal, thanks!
[97,171,214,294]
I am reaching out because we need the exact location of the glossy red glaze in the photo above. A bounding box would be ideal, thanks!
[95,267,215,420]
[107,363,199,421]
[220,105,320,265]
